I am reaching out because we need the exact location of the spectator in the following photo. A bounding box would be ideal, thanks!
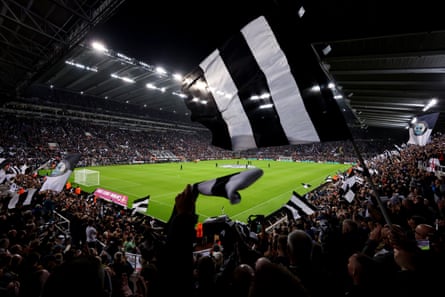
[41,255,110,297]
[388,224,437,296]
[414,223,435,250]
[229,263,254,297]
[85,219,98,251]
[17,252,50,297]
[249,257,310,297]
[157,184,198,296]
[345,252,383,297]
[286,229,337,297]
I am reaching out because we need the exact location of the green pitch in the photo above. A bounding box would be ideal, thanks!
[72,160,351,223]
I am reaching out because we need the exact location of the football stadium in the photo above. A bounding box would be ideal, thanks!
[1,1,445,297]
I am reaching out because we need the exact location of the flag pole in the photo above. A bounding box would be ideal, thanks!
[349,138,392,227]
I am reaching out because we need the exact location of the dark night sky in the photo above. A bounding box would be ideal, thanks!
[88,0,262,75]
[86,0,443,76]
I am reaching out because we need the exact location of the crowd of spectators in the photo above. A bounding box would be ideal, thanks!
[0,111,445,297]
[0,112,391,167]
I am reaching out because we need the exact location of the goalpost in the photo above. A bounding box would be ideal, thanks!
[277,156,293,162]
[74,169,100,186]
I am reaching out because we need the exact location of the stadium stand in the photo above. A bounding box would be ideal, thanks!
[1,104,445,296]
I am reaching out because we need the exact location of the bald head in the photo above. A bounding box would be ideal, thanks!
[415,223,435,240]
[287,229,313,265]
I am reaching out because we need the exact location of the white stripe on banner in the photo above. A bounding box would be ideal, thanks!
[195,168,264,204]
[40,170,72,193]
[131,196,149,215]
[241,16,319,143]
[290,194,315,215]
[8,192,19,209]
[23,188,37,206]
[284,204,301,220]
[182,14,352,151]
[344,189,355,203]
[200,50,257,150]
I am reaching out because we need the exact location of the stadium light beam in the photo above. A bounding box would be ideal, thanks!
[91,41,108,53]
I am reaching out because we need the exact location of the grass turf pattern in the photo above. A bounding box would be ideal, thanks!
[71,160,351,223]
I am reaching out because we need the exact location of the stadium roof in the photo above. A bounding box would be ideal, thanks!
[0,0,126,97]
[33,41,189,116]
[2,0,445,141]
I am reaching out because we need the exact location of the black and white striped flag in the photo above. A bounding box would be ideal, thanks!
[283,204,301,220]
[131,195,150,215]
[40,153,81,193]
[195,168,263,204]
[182,9,351,151]
[325,175,333,183]
[7,188,37,209]
[284,191,318,217]
[23,188,38,206]
[7,192,20,209]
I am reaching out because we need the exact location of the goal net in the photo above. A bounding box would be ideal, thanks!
[277,156,293,162]
[74,169,100,186]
